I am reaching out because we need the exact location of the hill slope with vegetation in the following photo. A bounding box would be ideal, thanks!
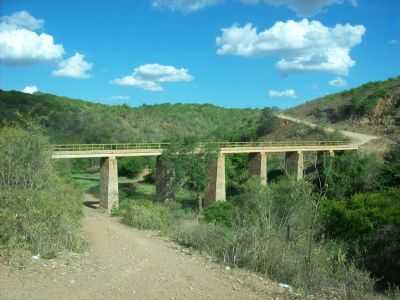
[0,90,262,143]
[0,90,344,144]
[287,76,400,139]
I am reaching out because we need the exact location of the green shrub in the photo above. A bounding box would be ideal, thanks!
[320,189,400,287]
[203,202,234,227]
[121,200,174,231]
[380,142,400,188]
[0,127,84,258]
[322,152,382,199]
[320,190,400,243]
[118,157,148,178]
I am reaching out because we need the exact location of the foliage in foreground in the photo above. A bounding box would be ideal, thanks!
[120,178,388,298]
[0,127,84,259]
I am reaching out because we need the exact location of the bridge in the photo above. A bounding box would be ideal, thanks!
[51,141,358,213]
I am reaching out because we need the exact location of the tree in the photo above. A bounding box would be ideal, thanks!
[322,152,382,200]
[380,141,400,188]
[256,107,279,137]
[157,139,217,209]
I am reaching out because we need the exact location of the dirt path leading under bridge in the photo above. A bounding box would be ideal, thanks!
[0,194,287,300]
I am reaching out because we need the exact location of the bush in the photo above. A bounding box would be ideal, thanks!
[0,127,84,258]
[320,189,400,287]
[121,200,174,231]
[172,180,376,297]
[322,152,382,199]
[380,142,400,188]
[203,202,234,227]
[118,157,148,178]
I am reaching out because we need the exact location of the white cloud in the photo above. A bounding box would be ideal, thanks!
[52,53,93,79]
[21,85,39,94]
[152,0,356,15]
[0,11,64,65]
[111,95,131,100]
[0,10,44,30]
[240,0,357,17]
[111,64,193,92]
[389,39,399,45]
[216,19,365,76]
[329,76,347,87]
[268,89,297,98]
[152,0,222,12]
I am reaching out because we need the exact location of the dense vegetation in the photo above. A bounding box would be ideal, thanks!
[287,76,400,137]
[0,127,84,261]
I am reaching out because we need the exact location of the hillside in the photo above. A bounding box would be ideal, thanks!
[0,90,342,144]
[0,90,261,144]
[286,76,400,140]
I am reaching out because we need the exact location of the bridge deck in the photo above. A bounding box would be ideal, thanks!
[51,141,358,159]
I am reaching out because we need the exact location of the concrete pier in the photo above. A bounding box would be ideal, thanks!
[248,152,267,185]
[285,151,304,180]
[155,157,176,202]
[205,152,226,206]
[100,156,119,213]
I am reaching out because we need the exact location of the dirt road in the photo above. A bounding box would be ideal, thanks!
[0,196,286,300]
[277,113,379,146]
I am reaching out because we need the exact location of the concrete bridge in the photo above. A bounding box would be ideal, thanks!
[51,141,358,213]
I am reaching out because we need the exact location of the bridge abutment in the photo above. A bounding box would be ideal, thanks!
[205,152,226,206]
[100,156,119,213]
[248,152,267,185]
[285,151,304,180]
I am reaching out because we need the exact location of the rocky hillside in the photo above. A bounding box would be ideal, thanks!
[287,76,400,140]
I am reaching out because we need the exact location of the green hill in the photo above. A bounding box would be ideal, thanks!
[0,90,344,144]
[0,90,262,144]
[287,76,400,139]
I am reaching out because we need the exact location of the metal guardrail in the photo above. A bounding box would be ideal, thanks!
[51,141,349,152]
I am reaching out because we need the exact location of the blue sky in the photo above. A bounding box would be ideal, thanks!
[0,0,399,108]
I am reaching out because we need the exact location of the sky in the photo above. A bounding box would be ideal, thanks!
[0,0,399,109]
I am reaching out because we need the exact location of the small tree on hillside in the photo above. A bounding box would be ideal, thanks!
[256,107,279,137]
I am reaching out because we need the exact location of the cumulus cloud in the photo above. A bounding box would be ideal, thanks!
[216,19,365,75]
[240,0,357,17]
[21,85,39,94]
[52,53,93,79]
[112,64,193,92]
[0,11,64,65]
[152,0,222,12]
[111,95,131,100]
[329,76,347,87]
[268,89,297,98]
[0,10,44,30]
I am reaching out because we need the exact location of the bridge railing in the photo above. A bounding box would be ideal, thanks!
[51,141,349,152]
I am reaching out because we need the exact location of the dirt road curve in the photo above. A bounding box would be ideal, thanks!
[277,113,379,146]
[0,196,285,300]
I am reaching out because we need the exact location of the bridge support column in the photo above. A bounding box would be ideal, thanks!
[248,152,267,185]
[285,151,304,180]
[317,150,335,164]
[205,152,226,206]
[155,157,175,202]
[100,156,119,213]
